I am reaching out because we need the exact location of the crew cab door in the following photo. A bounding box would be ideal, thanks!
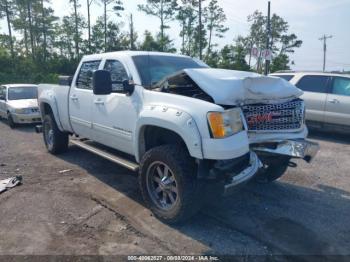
[92,59,138,155]
[69,60,101,139]
[0,86,6,118]
[296,75,330,123]
[324,76,350,127]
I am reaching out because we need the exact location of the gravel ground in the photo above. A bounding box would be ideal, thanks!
[0,119,349,258]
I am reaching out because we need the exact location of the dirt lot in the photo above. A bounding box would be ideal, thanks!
[0,119,350,257]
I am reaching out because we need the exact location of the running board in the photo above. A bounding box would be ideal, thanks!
[70,140,139,172]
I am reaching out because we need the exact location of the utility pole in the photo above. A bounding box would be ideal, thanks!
[130,14,135,50]
[72,0,79,58]
[319,35,333,72]
[87,0,92,53]
[198,0,203,60]
[264,1,271,75]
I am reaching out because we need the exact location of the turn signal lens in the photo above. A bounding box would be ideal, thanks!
[207,109,244,139]
[207,112,226,138]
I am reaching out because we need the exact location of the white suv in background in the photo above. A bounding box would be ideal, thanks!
[271,72,350,133]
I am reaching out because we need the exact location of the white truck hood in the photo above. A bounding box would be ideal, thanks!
[183,68,303,105]
[7,99,38,109]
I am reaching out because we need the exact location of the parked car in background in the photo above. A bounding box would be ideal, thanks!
[271,72,350,133]
[0,84,41,128]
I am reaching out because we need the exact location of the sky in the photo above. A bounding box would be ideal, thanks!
[2,0,350,71]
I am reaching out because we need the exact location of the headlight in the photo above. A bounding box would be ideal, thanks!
[207,108,244,139]
[15,108,32,114]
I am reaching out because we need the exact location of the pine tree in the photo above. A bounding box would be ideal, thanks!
[203,0,228,59]
[0,0,15,58]
[138,0,177,52]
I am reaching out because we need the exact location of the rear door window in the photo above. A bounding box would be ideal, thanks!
[332,77,350,96]
[76,60,101,90]
[296,75,330,93]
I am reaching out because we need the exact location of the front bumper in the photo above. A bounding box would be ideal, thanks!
[12,113,42,124]
[252,139,320,163]
[223,151,262,195]
[197,151,262,195]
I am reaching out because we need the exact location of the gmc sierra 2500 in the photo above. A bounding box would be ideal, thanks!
[37,51,319,223]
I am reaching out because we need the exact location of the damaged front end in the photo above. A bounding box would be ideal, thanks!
[156,68,319,175]
[241,98,319,162]
[252,139,319,163]
[197,151,262,195]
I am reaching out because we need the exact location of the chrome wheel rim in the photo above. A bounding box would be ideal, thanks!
[44,121,54,148]
[146,161,178,210]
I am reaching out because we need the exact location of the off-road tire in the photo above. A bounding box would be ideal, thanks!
[139,145,203,224]
[43,114,69,154]
[7,113,16,129]
[255,155,291,183]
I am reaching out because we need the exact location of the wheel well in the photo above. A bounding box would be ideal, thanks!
[41,103,53,116]
[139,126,188,159]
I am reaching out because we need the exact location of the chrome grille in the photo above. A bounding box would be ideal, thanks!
[242,99,305,131]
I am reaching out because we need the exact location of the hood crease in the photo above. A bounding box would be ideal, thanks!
[182,68,303,105]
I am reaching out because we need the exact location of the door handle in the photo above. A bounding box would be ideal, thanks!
[328,99,340,104]
[94,100,105,105]
[70,95,78,101]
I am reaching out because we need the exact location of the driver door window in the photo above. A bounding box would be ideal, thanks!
[104,60,129,92]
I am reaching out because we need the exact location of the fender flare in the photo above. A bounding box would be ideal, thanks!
[39,90,64,131]
[134,105,203,162]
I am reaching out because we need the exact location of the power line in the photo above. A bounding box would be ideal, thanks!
[319,34,333,72]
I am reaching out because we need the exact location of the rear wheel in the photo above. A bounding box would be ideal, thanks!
[255,155,291,183]
[139,145,203,224]
[43,114,69,154]
[7,112,16,129]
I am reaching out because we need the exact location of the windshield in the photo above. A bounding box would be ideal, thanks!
[8,86,38,100]
[132,55,207,88]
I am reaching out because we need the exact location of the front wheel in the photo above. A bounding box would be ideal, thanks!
[139,145,203,224]
[43,114,69,154]
[7,113,16,129]
[254,155,291,183]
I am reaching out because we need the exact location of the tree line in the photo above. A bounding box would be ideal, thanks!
[0,0,302,84]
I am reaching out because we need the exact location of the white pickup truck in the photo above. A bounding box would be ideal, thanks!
[37,51,319,223]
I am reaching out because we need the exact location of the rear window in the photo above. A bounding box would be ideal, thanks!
[132,55,206,88]
[76,60,101,89]
[296,75,329,93]
[8,86,38,100]
[274,75,294,81]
